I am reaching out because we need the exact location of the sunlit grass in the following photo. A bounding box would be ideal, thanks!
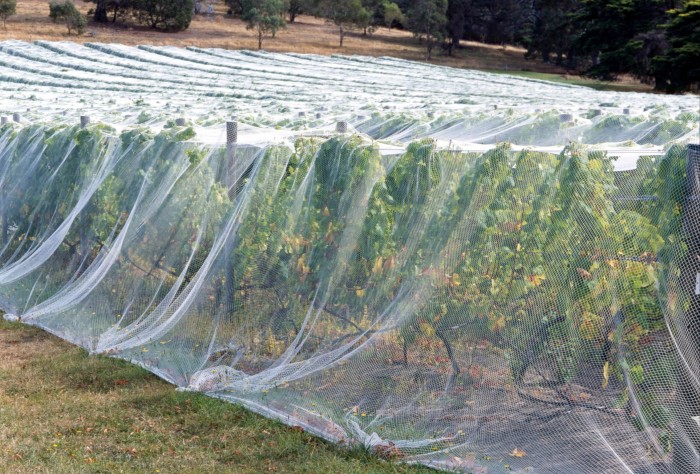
[0,319,432,473]
[485,70,655,93]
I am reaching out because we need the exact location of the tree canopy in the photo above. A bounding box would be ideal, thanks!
[0,0,16,30]
[242,0,287,49]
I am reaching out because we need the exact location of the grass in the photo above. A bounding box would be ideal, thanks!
[485,70,657,93]
[0,318,433,473]
[0,0,654,93]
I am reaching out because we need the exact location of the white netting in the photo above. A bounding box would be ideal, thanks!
[1,41,699,473]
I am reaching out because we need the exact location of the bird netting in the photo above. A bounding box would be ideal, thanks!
[0,41,699,473]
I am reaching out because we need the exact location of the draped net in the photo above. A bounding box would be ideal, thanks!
[0,41,699,473]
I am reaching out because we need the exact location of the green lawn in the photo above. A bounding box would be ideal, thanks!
[485,70,656,93]
[0,318,432,473]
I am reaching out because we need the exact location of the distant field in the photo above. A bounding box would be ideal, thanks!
[0,318,431,474]
[0,0,654,93]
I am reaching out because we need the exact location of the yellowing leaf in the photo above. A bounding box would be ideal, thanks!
[510,448,527,458]
[602,361,610,389]
[372,257,383,274]
[577,268,594,280]
[323,206,330,217]
[355,288,365,297]
[526,273,545,286]
[419,322,435,337]
[296,254,309,275]
[451,273,461,287]
[491,315,506,332]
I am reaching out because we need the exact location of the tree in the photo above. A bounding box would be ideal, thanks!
[286,0,313,22]
[242,0,286,50]
[87,0,133,23]
[573,0,674,82]
[383,2,403,28]
[48,0,87,35]
[132,0,193,31]
[653,0,700,92]
[93,0,108,21]
[0,0,16,30]
[225,0,244,16]
[407,0,448,60]
[522,0,579,67]
[318,0,370,46]
[446,0,467,55]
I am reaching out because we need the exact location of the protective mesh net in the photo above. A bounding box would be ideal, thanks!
[1,41,699,473]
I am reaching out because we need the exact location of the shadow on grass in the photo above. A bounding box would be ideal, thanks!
[0,319,435,473]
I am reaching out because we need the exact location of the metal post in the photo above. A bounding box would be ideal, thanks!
[226,121,238,145]
[80,115,90,129]
[223,121,239,198]
[176,118,186,126]
[12,113,20,123]
[335,121,348,133]
[673,143,700,473]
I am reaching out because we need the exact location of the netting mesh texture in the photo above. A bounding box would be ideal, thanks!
[1,41,699,474]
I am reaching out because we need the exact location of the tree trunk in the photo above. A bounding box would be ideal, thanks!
[339,24,344,47]
[94,0,108,22]
[435,328,459,392]
[258,28,263,50]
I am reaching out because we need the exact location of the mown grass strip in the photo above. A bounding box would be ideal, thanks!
[0,319,432,474]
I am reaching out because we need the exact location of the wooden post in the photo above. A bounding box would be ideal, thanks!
[673,143,700,473]
[176,118,186,126]
[559,113,573,123]
[80,116,90,129]
[12,113,20,123]
[1,117,7,125]
[335,121,348,133]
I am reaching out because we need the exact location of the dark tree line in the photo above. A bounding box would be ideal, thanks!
[425,0,698,91]
[88,0,194,31]
[234,0,698,91]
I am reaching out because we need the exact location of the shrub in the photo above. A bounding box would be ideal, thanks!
[48,0,87,35]
[0,0,16,30]
[132,0,193,31]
